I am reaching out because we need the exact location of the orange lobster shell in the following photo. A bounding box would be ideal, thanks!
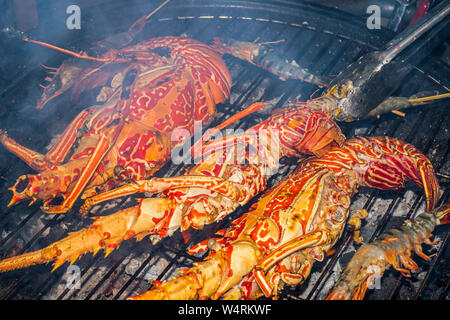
[1,36,231,213]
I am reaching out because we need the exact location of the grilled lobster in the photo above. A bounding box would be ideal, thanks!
[125,136,439,300]
[1,10,341,215]
[326,203,449,300]
[0,105,344,273]
[4,11,442,215]
[0,35,232,214]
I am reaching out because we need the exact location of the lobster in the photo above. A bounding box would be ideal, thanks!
[0,104,344,273]
[29,3,171,111]
[4,0,445,215]
[1,9,345,215]
[0,35,233,214]
[212,29,450,122]
[326,203,450,300]
[124,136,439,300]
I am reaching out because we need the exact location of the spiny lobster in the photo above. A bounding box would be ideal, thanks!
[327,203,449,300]
[3,14,445,215]
[1,12,345,215]
[124,136,439,300]
[0,104,344,272]
[0,34,232,214]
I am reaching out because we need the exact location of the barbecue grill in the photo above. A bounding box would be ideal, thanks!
[0,0,448,301]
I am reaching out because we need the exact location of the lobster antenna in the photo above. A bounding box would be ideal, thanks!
[23,37,119,62]
[40,64,58,70]
[258,39,285,46]
[145,0,171,20]
[407,92,450,104]
[436,172,450,180]
[23,0,171,63]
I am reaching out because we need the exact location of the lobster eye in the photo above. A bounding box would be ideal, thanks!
[15,176,30,193]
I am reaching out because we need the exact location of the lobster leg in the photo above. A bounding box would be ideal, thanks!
[253,231,326,297]
[0,131,56,172]
[257,253,315,299]
[199,102,269,140]
[44,108,96,165]
[81,174,259,216]
[129,239,263,300]
[347,209,369,244]
[41,133,112,214]
[0,108,94,172]
[193,134,252,163]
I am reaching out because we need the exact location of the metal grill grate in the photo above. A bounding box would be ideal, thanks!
[0,0,448,300]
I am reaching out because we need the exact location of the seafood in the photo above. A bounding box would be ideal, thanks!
[1,11,339,215]
[211,38,331,87]
[213,37,450,122]
[29,2,171,110]
[0,35,232,214]
[326,203,450,300]
[0,105,344,273]
[125,136,439,300]
[5,8,441,215]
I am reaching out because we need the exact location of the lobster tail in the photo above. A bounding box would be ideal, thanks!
[293,108,345,157]
[420,161,440,211]
[320,137,440,211]
[129,240,262,300]
[387,138,440,211]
